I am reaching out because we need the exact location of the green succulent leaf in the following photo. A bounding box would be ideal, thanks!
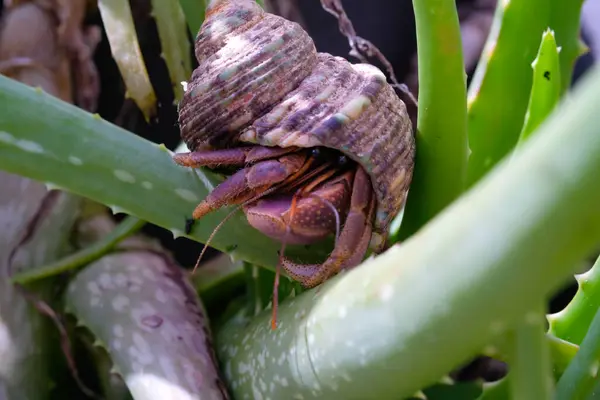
[396,0,468,239]
[555,304,600,399]
[421,381,482,400]
[507,303,553,399]
[466,0,550,187]
[547,334,579,381]
[548,256,600,345]
[516,28,561,149]
[477,378,509,400]
[178,0,206,37]
[550,0,587,94]
[64,251,227,400]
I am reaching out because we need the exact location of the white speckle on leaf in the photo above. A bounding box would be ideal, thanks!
[87,281,100,295]
[142,181,153,189]
[380,284,394,301]
[307,334,315,345]
[16,139,44,153]
[112,294,130,312]
[155,288,168,303]
[68,156,83,165]
[113,325,124,338]
[114,273,128,287]
[338,306,347,318]
[113,169,136,183]
[174,188,199,202]
[0,131,15,143]
[99,273,114,289]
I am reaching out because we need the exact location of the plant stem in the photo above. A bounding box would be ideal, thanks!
[509,304,552,400]
[397,0,468,239]
[555,305,600,399]
[216,63,600,399]
[11,216,145,284]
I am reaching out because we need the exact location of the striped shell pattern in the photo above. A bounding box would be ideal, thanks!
[178,0,416,237]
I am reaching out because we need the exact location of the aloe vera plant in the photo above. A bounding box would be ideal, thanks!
[0,0,599,399]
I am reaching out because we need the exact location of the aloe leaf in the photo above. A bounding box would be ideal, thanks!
[150,0,192,103]
[547,334,579,381]
[548,256,600,345]
[0,75,332,271]
[178,0,206,37]
[508,303,553,399]
[466,0,549,187]
[516,29,561,148]
[216,63,600,399]
[98,0,157,121]
[0,172,81,399]
[64,251,228,400]
[420,381,482,400]
[396,0,468,239]
[550,0,586,95]
[555,305,600,399]
[477,378,509,400]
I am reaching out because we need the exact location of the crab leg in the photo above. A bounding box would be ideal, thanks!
[281,166,376,288]
[172,145,298,168]
[190,151,311,219]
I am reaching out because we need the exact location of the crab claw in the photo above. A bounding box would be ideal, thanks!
[180,149,309,220]
[244,170,352,245]
[280,167,376,288]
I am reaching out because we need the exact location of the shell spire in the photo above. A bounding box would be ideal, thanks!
[178,0,318,151]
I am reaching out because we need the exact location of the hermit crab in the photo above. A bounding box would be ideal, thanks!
[173,0,415,295]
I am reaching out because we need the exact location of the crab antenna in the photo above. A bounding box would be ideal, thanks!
[191,180,300,274]
[272,192,300,330]
[192,204,243,274]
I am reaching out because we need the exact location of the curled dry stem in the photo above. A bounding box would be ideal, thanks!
[318,0,418,108]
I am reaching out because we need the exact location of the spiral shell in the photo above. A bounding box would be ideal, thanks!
[178,0,415,235]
